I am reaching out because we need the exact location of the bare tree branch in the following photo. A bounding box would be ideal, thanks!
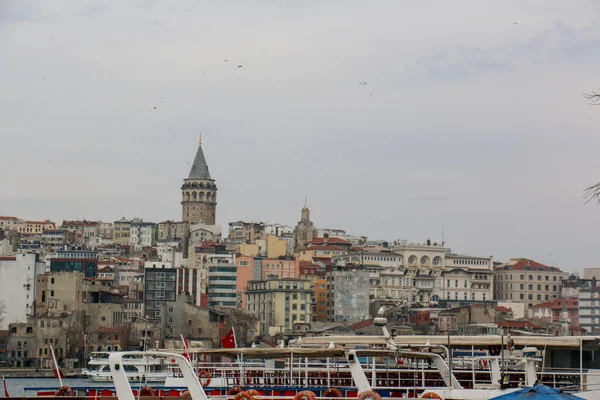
[583,91,600,105]
[583,182,600,204]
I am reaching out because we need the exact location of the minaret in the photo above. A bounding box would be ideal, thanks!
[181,135,217,225]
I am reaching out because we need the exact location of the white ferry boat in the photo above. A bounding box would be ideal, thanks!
[82,351,175,382]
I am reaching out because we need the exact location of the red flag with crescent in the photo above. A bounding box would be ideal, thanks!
[221,328,236,349]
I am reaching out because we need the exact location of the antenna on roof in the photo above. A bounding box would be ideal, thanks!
[441,226,445,246]
[304,195,307,207]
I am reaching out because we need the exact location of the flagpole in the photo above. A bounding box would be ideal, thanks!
[2,375,11,398]
[49,345,63,387]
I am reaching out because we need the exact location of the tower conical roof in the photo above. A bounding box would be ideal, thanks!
[187,142,212,180]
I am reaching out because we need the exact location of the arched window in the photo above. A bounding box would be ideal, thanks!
[192,191,197,201]
[185,192,190,201]
[433,256,442,266]
[408,255,417,265]
[420,256,430,266]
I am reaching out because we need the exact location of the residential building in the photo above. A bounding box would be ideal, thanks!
[298,246,349,262]
[332,240,493,306]
[530,297,579,333]
[0,216,20,230]
[97,221,113,240]
[177,268,204,307]
[326,264,370,324]
[293,206,317,251]
[49,250,99,278]
[6,322,37,367]
[182,138,217,225]
[144,264,177,322]
[235,255,259,309]
[130,221,157,251]
[0,254,46,329]
[316,228,367,244]
[494,258,567,310]
[157,220,189,243]
[15,220,56,235]
[298,262,328,322]
[97,266,115,282]
[579,278,600,334]
[61,220,98,241]
[113,218,132,246]
[261,257,297,279]
[207,254,237,308]
[245,278,313,335]
[267,234,287,258]
[228,221,266,245]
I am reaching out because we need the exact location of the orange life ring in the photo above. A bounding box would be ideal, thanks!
[234,389,260,400]
[227,387,244,396]
[140,386,156,397]
[181,390,191,397]
[420,393,442,399]
[294,391,317,400]
[357,390,383,400]
[479,359,488,367]
[323,388,343,398]
[55,386,74,397]
[198,370,212,387]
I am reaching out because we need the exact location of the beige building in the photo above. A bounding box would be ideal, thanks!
[157,220,189,242]
[245,278,313,336]
[267,234,287,258]
[113,218,131,245]
[494,258,567,310]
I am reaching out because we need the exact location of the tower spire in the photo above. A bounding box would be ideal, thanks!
[199,131,202,144]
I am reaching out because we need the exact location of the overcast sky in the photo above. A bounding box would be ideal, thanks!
[1,1,600,272]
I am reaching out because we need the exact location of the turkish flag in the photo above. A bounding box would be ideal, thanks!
[221,328,236,349]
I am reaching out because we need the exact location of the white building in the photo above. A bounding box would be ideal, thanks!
[0,253,46,329]
[265,223,295,237]
[130,222,157,251]
[333,240,493,306]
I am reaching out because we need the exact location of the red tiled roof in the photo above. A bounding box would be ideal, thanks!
[0,330,8,337]
[0,256,16,261]
[496,306,512,313]
[497,258,560,272]
[0,216,18,220]
[531,297,578,310]
[349,319,374,331]
[309,246,348,251]
[498,321,542,329]
[311,237,351,245]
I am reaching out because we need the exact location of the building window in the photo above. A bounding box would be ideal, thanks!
[520,294,524,300]
[528,294,533,300]
[529,275,533,280]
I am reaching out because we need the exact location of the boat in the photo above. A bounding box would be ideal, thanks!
[82,351,176,382]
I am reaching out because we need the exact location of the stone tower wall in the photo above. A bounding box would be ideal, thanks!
[182,202,216,225]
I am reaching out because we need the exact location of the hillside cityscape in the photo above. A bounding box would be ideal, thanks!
[0,139,597,370]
